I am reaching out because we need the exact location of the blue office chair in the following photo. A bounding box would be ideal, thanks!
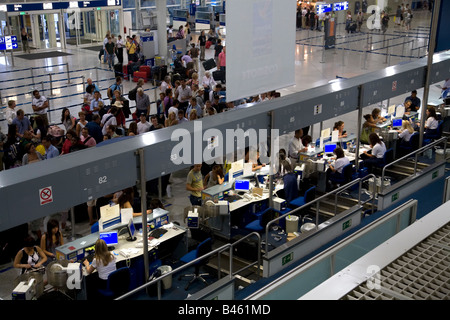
[178,237,212,291]
[398,132,419,157]
[290,186,316,208]
[244,208,274,233]
[378,148,394,168]
[329,163,355,187]
[98,267,131,299]
[424,120,444,144]
[91,221,99,233]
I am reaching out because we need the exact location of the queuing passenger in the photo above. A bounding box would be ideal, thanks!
[40,219,63,262]
[5,100,17,125]
[61,108,76,132]
[14,236,47,274]
[31,90,49,127]
[90,91,104,116]
[100,107,118,136]
[361,114,378,144]
[76,111,88,138]
[41,135,60,159]
[186,97,203,119]
[12,109,33,138]
[136,88,151,119]
[85,114,104,144]
[137,112,151,134]
[175,79,192,111]
[361,133,387,173]
[60,130,76,155]
[165,111,179,127]
[83,239,117,289]
[186,164,204,206]
[22,143,44,165]
[80,127,97,148]
[127,121,138,136]
[177,109,188,124]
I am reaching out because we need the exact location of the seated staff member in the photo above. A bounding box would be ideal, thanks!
[13,236,47,274]
[333,121,347,139]
[360,133,387,173]
[326,147,350,189]
[422,106,439,138]
[245,147,266,171]
[83,239,117,289]
[396,120,415,144]
[288,129,307,163]
[115,187,152,217]
[280,160,298,204]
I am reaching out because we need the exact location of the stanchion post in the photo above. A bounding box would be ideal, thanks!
[49,73,55,97]
[320,36,325,63]
[31,67,35,87]
[385,39,390,64]
[82,75,86,93]
[66,62,71,84]
[95,67,101,88]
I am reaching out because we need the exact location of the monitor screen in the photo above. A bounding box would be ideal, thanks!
[234,180,250,192]
[324,143,337,154]
[392,118,403,128]
[127,219,136,241]
[99,231,119,247]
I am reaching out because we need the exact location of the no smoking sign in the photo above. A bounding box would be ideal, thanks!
[39,186,53,205]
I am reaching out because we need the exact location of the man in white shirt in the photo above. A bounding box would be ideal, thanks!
[32,90,49,126]
[175,79,192,111]
[288,129,307,163]
[5,100,17,125]
[101,107,118,136]
[137,112,151,134]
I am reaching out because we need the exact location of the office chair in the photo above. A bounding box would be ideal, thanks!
[290,186,316,208]
[398,132,419,158]
[329,163,355,187]
[244,208,274,233]
[178,237,212,291]
[98,267,131,299]
[424,120,444,143]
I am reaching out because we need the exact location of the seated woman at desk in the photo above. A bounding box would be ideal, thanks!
[245,147,266,171]
[372,108,387,124]
[14,236,47,274]
[116,187,152,217]
[361,114,378,144]
[204,164,225,188]
[422,106,439,138]
[326,147,350,189]
[280,160,299,203]
[333,121,347,139]
[360,133,386,173]
[397,120,415,144]
[83,239,117,288]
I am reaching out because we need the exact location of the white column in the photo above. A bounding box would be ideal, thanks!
[47,14,57,48]
[156,0,168,60]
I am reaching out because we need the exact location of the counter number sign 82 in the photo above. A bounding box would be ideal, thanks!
[98,176,108,184]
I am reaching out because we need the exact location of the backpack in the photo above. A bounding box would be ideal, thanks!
[128,87,138,101]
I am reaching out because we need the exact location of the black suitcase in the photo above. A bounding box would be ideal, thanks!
[213,70,225,83]
[114,63,123,78]
[202,58,216,71]
[232,234,260,261]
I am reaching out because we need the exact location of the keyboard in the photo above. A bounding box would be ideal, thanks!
[149,228,167,239]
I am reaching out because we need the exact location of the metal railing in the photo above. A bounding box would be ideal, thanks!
[380,137,448,193]
[115,231,261,300]
[264,174,377,254]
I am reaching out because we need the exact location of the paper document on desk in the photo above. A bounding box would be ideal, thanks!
[121,208,133,224]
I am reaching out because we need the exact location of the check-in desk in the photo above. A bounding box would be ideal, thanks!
[201,168,285,240]
[55,214,186,299]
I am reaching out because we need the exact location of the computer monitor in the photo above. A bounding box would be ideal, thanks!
[127,219,137,242]
[324,143,337,154]
[234,179,250,193]
[99,231,119,250]
[392,118,403,128]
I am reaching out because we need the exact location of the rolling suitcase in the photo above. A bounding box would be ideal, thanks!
[114,63,123,78]
[202,58,216,71]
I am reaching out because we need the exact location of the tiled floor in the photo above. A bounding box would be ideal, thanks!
[0,9,444,300]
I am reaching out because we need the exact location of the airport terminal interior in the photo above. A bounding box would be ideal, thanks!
[1,0,450,301]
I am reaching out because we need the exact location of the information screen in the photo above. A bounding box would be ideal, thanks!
[333,2,349,12]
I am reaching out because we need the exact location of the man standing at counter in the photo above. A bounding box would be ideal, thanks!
[186,164,204,206]
[288,129,308,163]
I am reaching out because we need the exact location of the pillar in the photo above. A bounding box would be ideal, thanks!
[156,0,168,60]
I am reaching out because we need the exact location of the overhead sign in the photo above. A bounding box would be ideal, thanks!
[333,2,349,11]
[0,36,18,50]
[317,4,332,14]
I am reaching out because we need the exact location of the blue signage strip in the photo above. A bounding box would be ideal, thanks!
[5,0,121,12]
[333,2,349,11]
[0,36,18,50]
